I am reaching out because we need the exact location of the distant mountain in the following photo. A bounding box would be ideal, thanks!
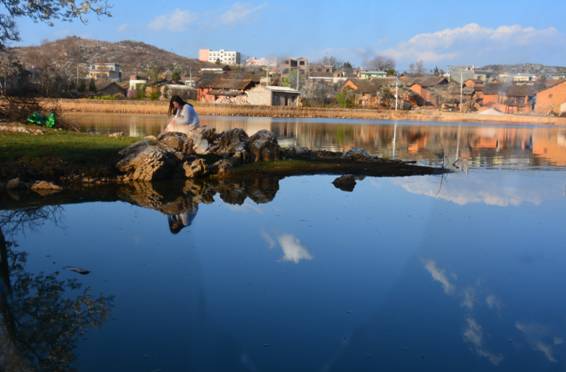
[10,36,214,79]
[479,63,566,75]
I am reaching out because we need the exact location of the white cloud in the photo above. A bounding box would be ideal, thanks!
[382,23,565,66]
[278,234,313,264]
[464,317,504,366]
[220,2,266,25]
[261,230,276,249]
[461,288,476,311]
[117,24,128,33]
[424,260,454,295]
[516,322,560,363]
[149,9,196,32]
[485,294,503,312]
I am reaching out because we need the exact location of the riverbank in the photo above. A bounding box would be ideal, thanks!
[31,98,566,126]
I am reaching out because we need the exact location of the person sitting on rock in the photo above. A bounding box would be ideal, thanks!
[167,95,200,129]
[168,204,199,235]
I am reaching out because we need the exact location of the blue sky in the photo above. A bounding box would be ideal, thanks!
[12,0,566,68]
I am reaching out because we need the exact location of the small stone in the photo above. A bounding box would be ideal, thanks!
[108,131,124,137]
[6,177,20,190]
[342,147,372,161]
[65,266,90,275]
[212,159,233,178]
[332,175,357,192]
[31,181,63,195]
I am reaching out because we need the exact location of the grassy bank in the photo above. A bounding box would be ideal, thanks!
[30,98,566,126]
[0,130,138,181]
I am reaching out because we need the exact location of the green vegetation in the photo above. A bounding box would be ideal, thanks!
[0,131,138,180]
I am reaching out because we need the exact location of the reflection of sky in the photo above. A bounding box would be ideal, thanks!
[395,170,566,207]
[9,170,566,370]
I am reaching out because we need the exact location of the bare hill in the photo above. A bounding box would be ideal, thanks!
[10,36,214,79]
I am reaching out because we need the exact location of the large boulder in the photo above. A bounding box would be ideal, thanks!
[157,132,194,155]
[116,141,179,181]
[186,127,219,155]
[249,130,280,162]
[210,128,249,157]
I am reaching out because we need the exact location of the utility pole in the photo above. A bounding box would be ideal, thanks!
[460,71,464,112]
[395,75,399,111]
[296,68,300,91]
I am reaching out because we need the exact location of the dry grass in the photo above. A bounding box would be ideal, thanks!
[4,98,566,125]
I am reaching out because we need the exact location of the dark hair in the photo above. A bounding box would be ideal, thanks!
[168,215,184,235]
[168,95,192,116]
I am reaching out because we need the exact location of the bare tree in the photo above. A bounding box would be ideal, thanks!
[0,0,111,48]
[409,60,426,75]
[366,55,396,72]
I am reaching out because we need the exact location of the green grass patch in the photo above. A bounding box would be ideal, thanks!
[0,130,139,180]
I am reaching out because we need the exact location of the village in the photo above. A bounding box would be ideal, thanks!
[62,47,566,117]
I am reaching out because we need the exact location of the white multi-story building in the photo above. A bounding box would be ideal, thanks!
[199,49,241,65]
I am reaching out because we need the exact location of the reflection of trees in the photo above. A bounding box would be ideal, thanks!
[0,209,112,372]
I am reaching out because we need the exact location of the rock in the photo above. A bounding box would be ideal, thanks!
[118,139,153,157]
[332,175,357,192]
[212,159,233,178]
[183,127,218,155]
[157,132,194,155]
[249,130,280,162]
[65,266,90,275]
[183,159,208,178]
[210,128,249,156]
[108,131,124,137]
[6,177,20,190]
[341,147,372,161]
[31,181,63,196]
[116,143,179,181]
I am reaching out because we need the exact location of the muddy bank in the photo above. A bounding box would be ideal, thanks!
[30,98,566,126]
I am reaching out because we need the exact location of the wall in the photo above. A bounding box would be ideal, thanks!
[536,82,566,114]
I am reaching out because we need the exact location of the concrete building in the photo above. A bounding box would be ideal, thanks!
[88,63,121,81]
[358,70,387,80]
[280,57,309,73]
[246,85,300,106]
[199,49,241,65]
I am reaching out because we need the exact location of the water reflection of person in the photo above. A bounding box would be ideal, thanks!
[168,204,199,234]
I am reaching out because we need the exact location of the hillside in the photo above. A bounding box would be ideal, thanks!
[479,63,566,75]
[10,36,214,79]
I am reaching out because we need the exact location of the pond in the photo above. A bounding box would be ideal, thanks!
[65,113,566,169]
[2,115,566,371]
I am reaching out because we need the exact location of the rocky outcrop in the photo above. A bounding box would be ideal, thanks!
[249,130,280,162]
[116,141,179,181]
[157,132,194,155]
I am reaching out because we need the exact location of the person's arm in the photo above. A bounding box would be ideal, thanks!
[173,105,191,125]
[187,105,200,126]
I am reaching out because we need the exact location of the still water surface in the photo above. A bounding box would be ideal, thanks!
[2,115,566,371]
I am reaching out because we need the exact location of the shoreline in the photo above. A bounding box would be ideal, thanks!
[33,98,566,126]
[0,128,447,188]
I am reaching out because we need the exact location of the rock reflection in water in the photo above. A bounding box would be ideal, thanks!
[0,209,113,372]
